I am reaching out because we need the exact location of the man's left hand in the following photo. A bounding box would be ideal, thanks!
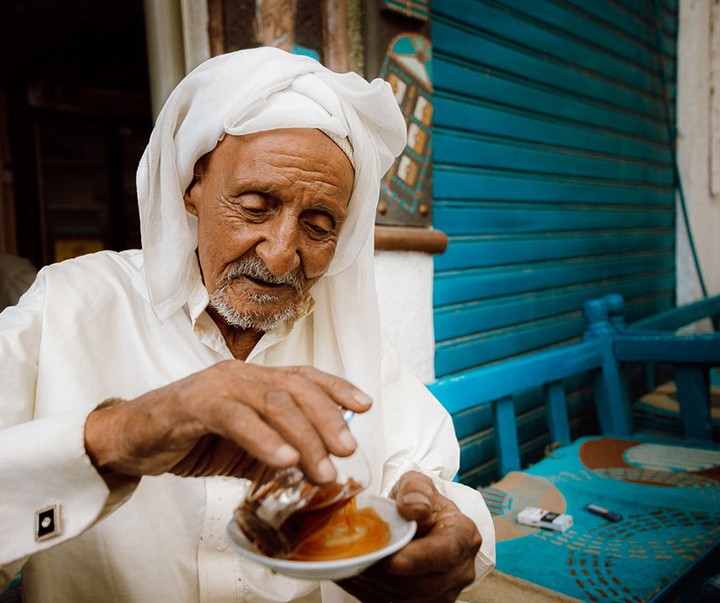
[337,471,482,603]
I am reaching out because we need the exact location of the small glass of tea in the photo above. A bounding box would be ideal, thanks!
[235,448,371,559]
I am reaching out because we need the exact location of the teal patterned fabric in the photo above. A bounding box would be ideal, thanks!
[479,436,720,602]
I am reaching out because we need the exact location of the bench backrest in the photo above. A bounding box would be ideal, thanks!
[429,338,606,478]
[600,292,720,443]
[430,293,720,484]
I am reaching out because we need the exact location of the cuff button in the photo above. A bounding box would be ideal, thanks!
[35,504,62,542]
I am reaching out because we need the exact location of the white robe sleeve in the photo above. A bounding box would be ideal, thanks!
[377,337,496,588]
[0,272,136,589]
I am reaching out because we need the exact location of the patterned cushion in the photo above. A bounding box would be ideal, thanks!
[479,436,720,602]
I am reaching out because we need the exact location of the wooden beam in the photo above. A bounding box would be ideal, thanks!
[374,225,448,255]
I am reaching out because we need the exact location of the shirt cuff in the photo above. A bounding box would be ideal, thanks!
[0,406,139,566]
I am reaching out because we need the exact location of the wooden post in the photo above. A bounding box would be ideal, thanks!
[583,296,634,437]
[321,0,350,72]
[207,0,226,57]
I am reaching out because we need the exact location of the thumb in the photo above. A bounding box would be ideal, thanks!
[390,471,437,526]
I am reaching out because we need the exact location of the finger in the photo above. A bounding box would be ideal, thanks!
[203,397,301,469]
[253,369,365,481]
[293,366,373,415]
[258,387,339,483]
[221,363,366,461]
[281,370,361,456]
[205,365,338,482]
[391,471,437,524]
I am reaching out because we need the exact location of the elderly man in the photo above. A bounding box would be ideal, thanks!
[0,48,494,602]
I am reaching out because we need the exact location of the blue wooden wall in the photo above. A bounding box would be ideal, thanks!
[430,0,679,485]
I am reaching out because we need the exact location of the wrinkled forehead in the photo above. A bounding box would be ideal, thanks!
[176,83,354,196]
[202,128,354,184]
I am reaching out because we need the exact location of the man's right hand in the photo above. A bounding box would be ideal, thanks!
[83,360,372,484]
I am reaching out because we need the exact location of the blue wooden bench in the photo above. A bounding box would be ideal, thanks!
[592,292,720,444]
[430,294,720,603]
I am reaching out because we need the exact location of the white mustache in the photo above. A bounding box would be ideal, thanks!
[225,257,303,291]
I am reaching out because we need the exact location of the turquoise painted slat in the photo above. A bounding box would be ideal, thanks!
[453,404,494,440]
[434,254,675,306]
[458,434,495,477]
[434,275,675,340]
[433,5,653,98]
[435,295,676,377]
[458,459,497,487]
[560,0,678,74]
[659,0,679,37]
[435,317,586,376]
[428,339,604,412]
[564,0,677,42]
[433,202,674,235]
[515,406,563,452]
[435,55,664,141]
[433,130,673,184]
[433,16,667,104]
[437,232,674,270]
[430,33,660,126]
[433,96,670,161]
[491,0,657,55]
[432,59,665,138]
[433,166,673,205]
[518,2,659,66]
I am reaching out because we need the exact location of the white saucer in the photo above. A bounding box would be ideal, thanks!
[226,492,417,581]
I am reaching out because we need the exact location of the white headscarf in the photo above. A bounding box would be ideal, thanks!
[136,47,406,402]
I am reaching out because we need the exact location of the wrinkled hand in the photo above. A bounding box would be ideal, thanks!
[84,360,371,484]
[338,471,482,603]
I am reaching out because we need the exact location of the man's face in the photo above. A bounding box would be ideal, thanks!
[183,128,354,332]
[255,0,295,52]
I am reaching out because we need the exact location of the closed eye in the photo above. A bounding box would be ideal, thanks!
[232,192,276,220]
[302,211,336,238]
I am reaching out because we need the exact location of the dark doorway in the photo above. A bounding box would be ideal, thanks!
[0,0,152,268]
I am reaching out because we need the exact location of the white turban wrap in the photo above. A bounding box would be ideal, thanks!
[136,47,407,406]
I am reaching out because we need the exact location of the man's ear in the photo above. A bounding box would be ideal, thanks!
[184,161,206,216]
[183,181,199,216]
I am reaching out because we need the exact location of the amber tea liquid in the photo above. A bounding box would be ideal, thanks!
[236,477,389,560]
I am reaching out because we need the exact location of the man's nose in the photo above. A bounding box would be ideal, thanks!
[255,218,301,277]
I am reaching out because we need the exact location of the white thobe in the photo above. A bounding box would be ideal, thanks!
[0,250,495,602]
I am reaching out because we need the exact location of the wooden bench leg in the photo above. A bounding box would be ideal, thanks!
[674,365,713,442]
[494,395,521,475]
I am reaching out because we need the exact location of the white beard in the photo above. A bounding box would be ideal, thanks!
[208,256,304,332]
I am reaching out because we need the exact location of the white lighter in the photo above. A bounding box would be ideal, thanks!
[517,506,573,533]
